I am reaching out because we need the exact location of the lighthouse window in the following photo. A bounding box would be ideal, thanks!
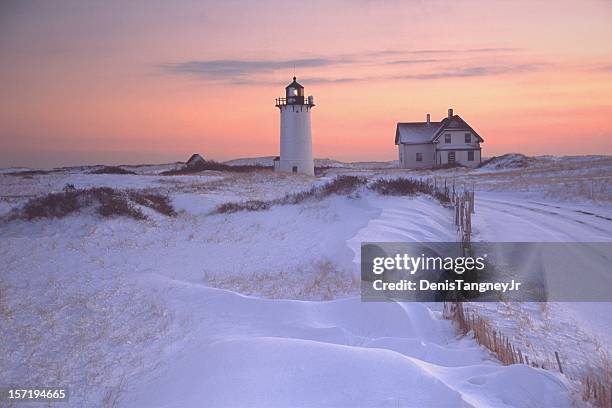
[288,87,298,96]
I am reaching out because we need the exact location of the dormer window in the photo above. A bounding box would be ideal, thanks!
[444,133,451,143]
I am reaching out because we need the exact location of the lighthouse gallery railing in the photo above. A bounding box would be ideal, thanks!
[275,97,314,107]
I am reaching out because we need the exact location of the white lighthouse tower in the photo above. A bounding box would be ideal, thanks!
[274,77,315,176]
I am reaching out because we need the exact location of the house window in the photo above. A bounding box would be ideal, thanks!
[292,166,298,173]
[468,151,474,161]
[448,151,455,163]
[445,133,451,143]
[416,152,423,162]
[465,133,471,143]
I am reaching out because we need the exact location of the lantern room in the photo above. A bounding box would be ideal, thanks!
[285,77,304,104]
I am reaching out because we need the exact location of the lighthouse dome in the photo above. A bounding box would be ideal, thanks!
[285,76,304,90]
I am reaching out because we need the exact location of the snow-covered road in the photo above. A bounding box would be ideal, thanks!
[468,191,612,383]
[474,192,612,242]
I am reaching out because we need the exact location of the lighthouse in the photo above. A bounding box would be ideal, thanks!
[274,77,315,176]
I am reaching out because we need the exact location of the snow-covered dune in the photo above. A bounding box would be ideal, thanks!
[125,283,570,408]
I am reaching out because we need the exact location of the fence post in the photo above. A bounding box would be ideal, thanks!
[555,351,564,374]
[468,196,472,241]
[471,191,475,214]
[455,197,460,226]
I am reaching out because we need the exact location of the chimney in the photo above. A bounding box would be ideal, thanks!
[448,108,454,118]
[426,113,431,124]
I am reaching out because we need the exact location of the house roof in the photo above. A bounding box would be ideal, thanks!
[395,121,443,145]
[395,115,484,145]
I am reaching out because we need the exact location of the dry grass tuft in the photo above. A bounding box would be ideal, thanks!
[6,186,176,221]
[213,175,367,214]
[369,177,451,204]
[581,349,612,408]
[95,188,146,220]
[161,160,272,175]
[215,200,271,214]
[128,191,176,217]
[90,166,137,175]
[203,258,357,300]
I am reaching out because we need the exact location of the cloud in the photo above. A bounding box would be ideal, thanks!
[162,58,350,79]
[395,64,542,80]
[386,58,442,65]
[279,64,540,84]
[161,47,521,77]
[463,47,523,53]
[303,63,543,83]
[160,48,533,84]
[299,76,364,84]
[404,47,522,55]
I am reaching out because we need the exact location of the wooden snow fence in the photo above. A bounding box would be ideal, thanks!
[443,302,611,408]
[426,177,475,246]
[454,190,474,246]
[433,176,611,407]
[422,177,475,248]
[443,302,527,366]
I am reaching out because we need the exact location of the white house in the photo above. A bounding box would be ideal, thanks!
[395,109,484,169]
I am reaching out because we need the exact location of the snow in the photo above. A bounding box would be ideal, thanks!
[473,191,612,242]
[1,156,610,406]
[0,166,37,174]
[124,284,570,408]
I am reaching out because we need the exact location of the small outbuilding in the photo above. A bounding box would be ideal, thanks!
[185,154,205,168]
[395,109,484,169]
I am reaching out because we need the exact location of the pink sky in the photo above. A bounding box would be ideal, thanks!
[1,0,612,167]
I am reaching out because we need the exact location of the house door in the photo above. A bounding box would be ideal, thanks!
[448,151,455,164]
[292,166,298,173]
